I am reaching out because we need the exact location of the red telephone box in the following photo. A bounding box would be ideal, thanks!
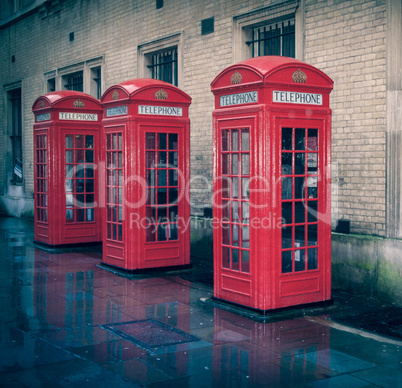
[100,79,191,272]
[32,91,103,247]
[211,56,333,311]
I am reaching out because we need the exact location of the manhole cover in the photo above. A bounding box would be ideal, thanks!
[102,319,200,349]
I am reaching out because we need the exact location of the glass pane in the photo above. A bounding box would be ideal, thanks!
[169,188,178,204]
[231,201,239,222]
[282,127,292,150]
[76,135,84,148]
[146,133,156,149]
[282,226,292,248]
[307,176,318,199]
[106,134,111,150]
[159,151,167,165]
[170,224,178,240]
[232,129,239,151]
[158,224,167,241]
[169,170,178,186]
[295,177,305,199]
[76,180,84,193]
[308,129,318,150]
[241,250,250,273]
[241,225,249,248]
[307,201,318,222]
[308,248,318,270]
[232,177,238,198]
[295,225,305,247]
[75,150,85,164]
[159,133,167,149]
[147,188,155,205]
[241,178,249,199]
[222,154,229,175]
[282,251,292,273]
[222,247,230,269]
[86,208,94,222]
[157,188,167,204]
[169,133,178,150]
[222,130,229,151]
[146,206,156,222]
[241,154,249,175]
[65,150,74,164]
[222,224,230,245]
[85,150,94,163]
[169,152,178,167]
[146,152,155,168]
[169,206,178,222]
[158,170,167,186]
[66,209,74,222]
[232,224,239,246]
[158,207,167,222]
[65,135,74,149]
[295,153,305,175]
[295,128,305,150]
[232,154,239,175]
[282,177,292,200]
[282,153,292,176]
[295,249,306,272]
[241,129,249,151]
[282,202,292,225]
[147,170,155,186]
[222,177,230,198]
[242,202,249,224]
[76,209,85,222]
[308,153,318,173]
[85,136,93,149]
[232,249,239,271]
[295,201,305,223]
[308,224,318,246]
[146,225,156,242]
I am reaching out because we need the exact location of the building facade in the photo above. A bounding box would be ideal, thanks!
[1,0,401,303]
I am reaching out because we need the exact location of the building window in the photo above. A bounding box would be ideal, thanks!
[147,48,178,86]
[233,1,302,62]
[91,67,102,99]
[8,88,22,185]
[63,71,83,92]
[138,34,182,88]
[247,18,295,58]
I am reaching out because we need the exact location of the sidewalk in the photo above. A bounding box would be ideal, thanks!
[0,216,401,387]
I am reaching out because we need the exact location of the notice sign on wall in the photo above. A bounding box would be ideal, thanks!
[273,91,323,105]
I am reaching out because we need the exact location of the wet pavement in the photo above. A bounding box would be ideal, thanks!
[0,217,401,387]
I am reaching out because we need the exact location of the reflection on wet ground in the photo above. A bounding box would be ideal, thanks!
[0,217,401,387]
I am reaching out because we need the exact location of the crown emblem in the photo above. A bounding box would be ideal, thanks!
[112,90,119,100]
[292,69,307,83]
[39,100,45,108]
[73,99,85,108]
[155,89,168,100]
[231,71,242,85]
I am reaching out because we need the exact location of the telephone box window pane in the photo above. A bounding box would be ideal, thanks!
[282,251,292,273]
[222,224,230,245]
[159,151,167,165]
[85,136,93,149]
[169,188,178,204]
[222,201,229,221]
[242,202,249,224]
[146,206,156,222]
[282,177,292,200]
[295,225,305,247]
[170,224,178,240]
[159,133,167,150]
[222,177,230,198]
[158,225,167,241]
[232,249,239,271]
[66,150,73,164]
[282,153,292,175]
[295,177,305,199]
[282,202,292,225]
[169,170,178,186]
[232,177,239,198]
[308,129,318,150]
[169,206,178,222]
[232,129,239,151]
[222,154,229,175]
[169,133,178,150]
[295,154,305,175]
[232,154,239,175]
[308,248,318,270]
[66,135,74,148]
[307,201,318,222]
[76,209,85,222]
[241,226,250,248]
[294,249,305,272]
[158,207,167,222]
[308,225,318,246]
[241,129,249,151]
[307,177,318,198]
[282,226,292,248]
[66,209,74,222]
[169,152,178,167]
[241,250,250,273]
[242,154,249,175]
[157,189,167,204]
[282,128,292,150]
[146,133,156,149]
[146,152,155,168]
[232,224,239,246]
[295,128,305,150]
[295,202,305,223]
[222,247,230,269]
[241,178,249,199]
[86,208,94,222]
[222,130,229,151]
[231,201,239,222]
[76,135,84,148]
[158,170,167,186]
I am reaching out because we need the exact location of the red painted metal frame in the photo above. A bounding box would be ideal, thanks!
[211,56,333,311]
[100,79,191,271]
[32,91,103,247]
